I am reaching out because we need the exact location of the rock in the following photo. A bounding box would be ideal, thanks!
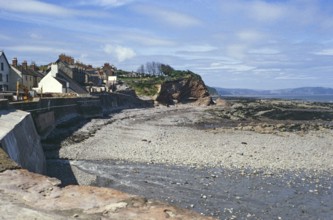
[0,169,215,220]
[103,202,128,213]
[215,98,229,107]
[0,148,20,172]
[155,76,213,106]
[197,96,213,106]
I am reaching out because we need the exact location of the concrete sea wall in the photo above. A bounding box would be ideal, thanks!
[0,100,46,174]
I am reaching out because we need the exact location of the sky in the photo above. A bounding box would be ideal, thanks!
[1,0,333,90]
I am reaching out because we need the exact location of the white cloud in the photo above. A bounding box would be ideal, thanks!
[0,0,74,17]
[226,44,248,59]
[123,34,175,46]
[78,0,135,7]
[198,61,256,72]
[0,0,112,19]
[313,49,333,56]
[5,45,73,56]
[275,74,317,80]
[219,0,286,23]
[248,48,280,55]
[177,44,218,53]
[237,30,264,42]
[219,64,256,72]
[249,1,286,22]
[104,44,136,62]
[0,34,10,40]
[134,5,201,28]
[29,33,43,40]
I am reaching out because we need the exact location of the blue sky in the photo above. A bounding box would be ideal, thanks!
[1,0,333,89]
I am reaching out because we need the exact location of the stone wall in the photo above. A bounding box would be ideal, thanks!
[0,99,9,110]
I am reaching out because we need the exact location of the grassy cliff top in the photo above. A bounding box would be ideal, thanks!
[118,69,203,97]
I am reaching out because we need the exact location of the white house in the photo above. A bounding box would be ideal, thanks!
[107,76,117,84]
[0,51,10,91]
[34,63,87,94]
[34,64,64,93]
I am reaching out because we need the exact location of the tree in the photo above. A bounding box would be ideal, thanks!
[160,64,174,76]
[137,61,172,76]
[137,64,145,77]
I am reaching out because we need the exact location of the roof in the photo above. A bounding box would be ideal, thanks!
[0,51,11,67]
[55,70,88,94]
[11,65,41,77]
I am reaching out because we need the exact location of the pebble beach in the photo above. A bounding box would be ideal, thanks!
[46,103,333,219]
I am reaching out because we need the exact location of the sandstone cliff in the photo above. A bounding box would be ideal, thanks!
[155,75,213,106]
[0,167,215,220]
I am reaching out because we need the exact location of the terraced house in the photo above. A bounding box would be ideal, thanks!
[0,51,10,91]
[9,58,44,91]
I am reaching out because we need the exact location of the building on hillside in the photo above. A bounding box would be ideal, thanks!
[9,58,44,91]
[34,63,88,94]
[0,51,10,91]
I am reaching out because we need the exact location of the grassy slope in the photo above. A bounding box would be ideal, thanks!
[119,70,202,97]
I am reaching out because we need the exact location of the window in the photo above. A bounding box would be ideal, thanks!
[1,63,3,71]
[6,74,8,82]
[0,73,2,82]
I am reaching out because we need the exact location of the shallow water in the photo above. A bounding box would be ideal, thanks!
[48,159,333,219]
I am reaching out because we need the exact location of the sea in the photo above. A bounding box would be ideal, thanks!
[219,94,333,103]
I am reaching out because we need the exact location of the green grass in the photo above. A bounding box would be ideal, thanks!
[121,77,163,96]
[119,70,203,96]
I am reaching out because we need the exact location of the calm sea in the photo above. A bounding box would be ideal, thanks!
[220,94,333,103]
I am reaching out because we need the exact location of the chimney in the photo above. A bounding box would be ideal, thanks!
[22,60,28,70]
[12,58,18,67]
[50,63,58,77]
[31,62,36,71]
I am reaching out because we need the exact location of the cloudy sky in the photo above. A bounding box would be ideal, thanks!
[1,0,333,89]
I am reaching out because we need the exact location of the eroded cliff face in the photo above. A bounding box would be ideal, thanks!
[155,76,213,106]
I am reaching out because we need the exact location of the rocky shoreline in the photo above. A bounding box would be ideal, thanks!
[44,99,333,219]
[0,168,213,220]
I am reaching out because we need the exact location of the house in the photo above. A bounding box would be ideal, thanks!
[34,63,88,94]
[85,68,102,86]
[101,63,117,83]
[9,58,44,91]
[0,51,10,91]
[56,54,86,85]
